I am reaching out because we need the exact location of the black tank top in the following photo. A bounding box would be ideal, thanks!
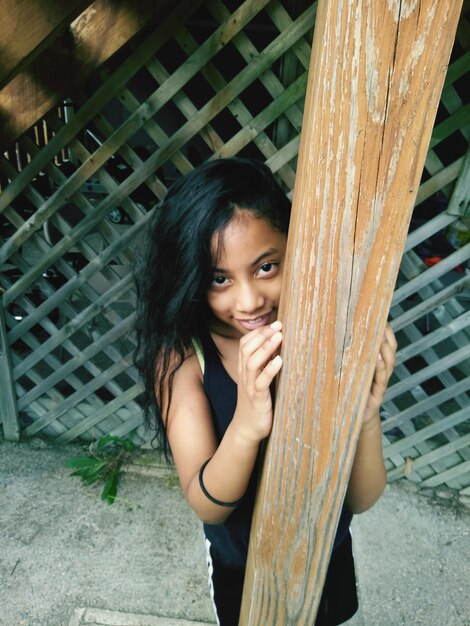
[200,332,352,569]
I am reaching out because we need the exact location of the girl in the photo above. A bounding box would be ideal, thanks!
[134,158,396,626]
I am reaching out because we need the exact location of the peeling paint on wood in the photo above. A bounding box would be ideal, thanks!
[240,0,463,623]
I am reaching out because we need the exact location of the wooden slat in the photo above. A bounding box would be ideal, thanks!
[394,311,470,365]
[0,297,20,440]
[13,274,131,379]
[213,72,308,158]
[384,407,470,458]
[24,352,134,437]
[382,377,470,432]
[391,274,470,331]
[385,345,470,402]
[404,212,458,253]
[421,459,470,487]
[446,146,470,217]
[387,433,470,482]
[0,0,92,89]
[392,242,470,306]
[16,313,133,410]
[414,156,463,206]
[430,103,470,148]
[53,382,143,444]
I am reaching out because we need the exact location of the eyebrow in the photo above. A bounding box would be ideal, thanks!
[212,248,280,273]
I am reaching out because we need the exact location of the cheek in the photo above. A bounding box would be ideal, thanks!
[207,291,225,314]
[268,276,283,302]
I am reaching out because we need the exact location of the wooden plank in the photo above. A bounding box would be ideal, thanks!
[392,242,470,306]
[16,313,133,410]
[53,382,143,444]
[0,297,20,441]
[395,311,470,365]
[446,145,470,217]
[391,273,470,331]
[382,377,470,432]
[24,352,134,437]
[404,212,457,252]
[0,0,176,147]
[384,406,470,458]
[239,1,463,623]
[387,433,470,481]
[421,459,470,487]
[414,156,463,206]
[0,0,92,89]
[386,345,470,402]
[12,274,131,379]
[214,72,308,158]
[429,103,470,148]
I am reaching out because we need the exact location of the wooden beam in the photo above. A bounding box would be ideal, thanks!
[239,1,463,624]
[0,297,20,441]
[0,0,172,148]
[0,0,93,89]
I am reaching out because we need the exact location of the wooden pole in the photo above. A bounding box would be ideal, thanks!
[239,1,463,624]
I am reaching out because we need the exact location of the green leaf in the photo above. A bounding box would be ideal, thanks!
[69,462,107,482]
[96,435,122,449]
[101,471,120,504]
[121,438,136,453]
[65,457,102,469]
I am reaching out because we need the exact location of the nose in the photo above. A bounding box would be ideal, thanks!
[235,280,264,315]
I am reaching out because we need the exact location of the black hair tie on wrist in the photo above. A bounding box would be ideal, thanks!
[198,458,246,508]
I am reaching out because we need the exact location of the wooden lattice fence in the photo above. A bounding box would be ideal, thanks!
[0,0,469,496]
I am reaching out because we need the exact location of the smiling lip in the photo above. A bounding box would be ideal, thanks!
[236,312,272,330]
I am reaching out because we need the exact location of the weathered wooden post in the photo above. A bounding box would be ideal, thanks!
[239,1,463,624]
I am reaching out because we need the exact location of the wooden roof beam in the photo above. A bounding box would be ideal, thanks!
[0,0,172,149]
[0,0,93,89]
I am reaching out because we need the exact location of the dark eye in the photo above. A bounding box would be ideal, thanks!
[260,263,273,273]
[211,275,228,287]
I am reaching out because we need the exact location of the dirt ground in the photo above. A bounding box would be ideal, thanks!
[1,435,469,626]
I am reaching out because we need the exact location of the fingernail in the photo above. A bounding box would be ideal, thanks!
[270,320,282,330]
[270,331,282,343]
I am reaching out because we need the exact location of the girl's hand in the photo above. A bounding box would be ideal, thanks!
[234,320,283,444]
[362,324,397,427]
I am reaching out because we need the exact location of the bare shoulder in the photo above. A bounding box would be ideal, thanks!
[165,350,218,494]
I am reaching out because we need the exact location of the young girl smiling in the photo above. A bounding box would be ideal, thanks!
[135,158,396,625]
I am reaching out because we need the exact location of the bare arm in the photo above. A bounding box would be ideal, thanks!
[345,324,397,514]
[166,322,283,524]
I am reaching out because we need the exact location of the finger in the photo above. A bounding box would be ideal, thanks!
[245,331,283,374]
[239,320,282,351]
[384,323,397,349]
[255,354,283,390]
[239,323,282,365]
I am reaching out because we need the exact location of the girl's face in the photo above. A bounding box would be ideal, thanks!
[207,211,287,339]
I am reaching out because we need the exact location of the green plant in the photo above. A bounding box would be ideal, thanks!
[65,435,136,504]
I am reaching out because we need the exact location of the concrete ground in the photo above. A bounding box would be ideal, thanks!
[0,436,469,626]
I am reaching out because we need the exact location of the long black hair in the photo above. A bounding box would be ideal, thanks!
[134,157,291,458]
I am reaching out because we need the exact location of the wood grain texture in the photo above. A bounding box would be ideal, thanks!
[0,0,170,147]
[0,0,92,89]
[239,1,463,624]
